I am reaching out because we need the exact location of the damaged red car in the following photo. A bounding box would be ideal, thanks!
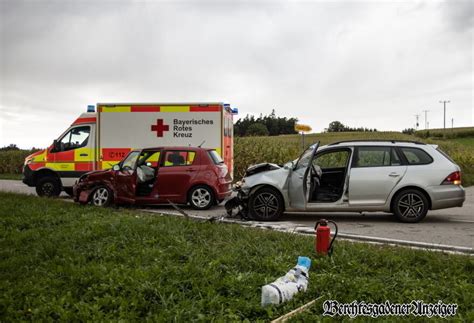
[73,147,232,209]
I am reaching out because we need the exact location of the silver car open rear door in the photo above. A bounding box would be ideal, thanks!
[288,142,320,209]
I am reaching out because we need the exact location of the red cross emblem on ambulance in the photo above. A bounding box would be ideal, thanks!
[151,119,169,137]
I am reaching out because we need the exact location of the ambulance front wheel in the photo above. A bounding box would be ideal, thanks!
[36,177,61,197]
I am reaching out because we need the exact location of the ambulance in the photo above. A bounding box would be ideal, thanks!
[23,102,236,197]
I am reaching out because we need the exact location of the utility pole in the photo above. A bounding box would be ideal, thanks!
[422,110,429,129]
[439,100,450,130]
[414,114,420,130]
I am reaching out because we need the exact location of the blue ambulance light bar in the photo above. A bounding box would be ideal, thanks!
[223,103,238,114]
[224,103,239,114]
[87,105,95,113]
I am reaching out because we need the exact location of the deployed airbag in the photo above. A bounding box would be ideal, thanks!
[137,165,155,183]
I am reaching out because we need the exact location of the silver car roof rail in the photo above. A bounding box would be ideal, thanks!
[328,139,426,146]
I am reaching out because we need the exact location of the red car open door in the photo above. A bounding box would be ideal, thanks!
[114,151,140,203]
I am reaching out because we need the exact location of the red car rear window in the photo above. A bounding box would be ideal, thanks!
[208,150,224,164]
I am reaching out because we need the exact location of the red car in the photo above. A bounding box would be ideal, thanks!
[73,147,232,209]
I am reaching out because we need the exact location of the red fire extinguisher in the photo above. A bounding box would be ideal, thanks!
[314,219,338,256]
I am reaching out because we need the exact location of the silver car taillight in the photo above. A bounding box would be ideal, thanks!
[441,171,461,185]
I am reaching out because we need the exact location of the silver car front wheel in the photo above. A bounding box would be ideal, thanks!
[249,187,284,221]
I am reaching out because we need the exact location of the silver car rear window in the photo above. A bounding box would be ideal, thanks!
[400,147,433,165]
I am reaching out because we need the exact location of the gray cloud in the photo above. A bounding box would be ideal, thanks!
[0,0,472,148]
[441,0,473,33]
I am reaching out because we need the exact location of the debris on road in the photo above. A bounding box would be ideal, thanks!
[261,256,311,306]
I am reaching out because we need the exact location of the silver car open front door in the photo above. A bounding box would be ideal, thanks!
[288,142,319,209]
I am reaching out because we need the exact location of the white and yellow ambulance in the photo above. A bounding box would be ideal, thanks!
[23,103,236,196]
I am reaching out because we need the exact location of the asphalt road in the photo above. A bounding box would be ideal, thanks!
[1,179,473,250]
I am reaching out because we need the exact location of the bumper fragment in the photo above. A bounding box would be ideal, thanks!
[224,190,250,219]
[73,184,92,204]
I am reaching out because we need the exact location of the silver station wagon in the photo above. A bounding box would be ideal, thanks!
[226,140,465,223]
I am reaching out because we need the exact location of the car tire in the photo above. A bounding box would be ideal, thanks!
[36,177,61,197]
[249,186,284,221]
[392,189,429,223]
[63,187,74,197]
[91,186,113,207]
[189,185,215,210]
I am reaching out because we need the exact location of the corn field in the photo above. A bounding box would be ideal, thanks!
[1,130,473,186]
[235,131,474,186]
[416,127,474,139]
[0,150,36,174]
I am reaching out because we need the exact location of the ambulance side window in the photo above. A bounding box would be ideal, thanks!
[58,126,90,151]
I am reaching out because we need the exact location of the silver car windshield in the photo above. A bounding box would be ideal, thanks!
[295,144,317,170]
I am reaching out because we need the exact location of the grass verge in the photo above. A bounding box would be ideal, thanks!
[0,192,473,321]
[0,173,22,180]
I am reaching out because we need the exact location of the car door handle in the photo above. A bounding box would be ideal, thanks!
[187,169,197,172]
[389,172,400,177]
[80,153,88,156]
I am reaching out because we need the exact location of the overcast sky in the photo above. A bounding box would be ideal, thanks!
[1,0,472,148]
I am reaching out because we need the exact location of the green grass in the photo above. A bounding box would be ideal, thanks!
[0,192,473,321]
[416,127,474,139]
[0,173,22,180]
[452,137,474,148]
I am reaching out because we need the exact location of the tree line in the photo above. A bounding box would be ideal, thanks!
[234,113,378,137]
[234,110,298,137]
[324,121,377,133]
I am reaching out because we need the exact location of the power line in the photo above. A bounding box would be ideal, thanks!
[422,110,429,130]
[414,114,420,130]
[439,100,450,130]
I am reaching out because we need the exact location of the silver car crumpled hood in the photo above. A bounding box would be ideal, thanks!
[241,165,290,195]
[245,163,281,177]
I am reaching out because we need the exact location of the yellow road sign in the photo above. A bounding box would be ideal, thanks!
[295,124,312,132]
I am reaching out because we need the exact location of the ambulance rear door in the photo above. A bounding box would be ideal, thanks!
[222,104,234,178]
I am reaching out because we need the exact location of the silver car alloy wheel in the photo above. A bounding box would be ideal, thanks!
[253,192,279,219]
[92,187,109,206]
[192,188,211,208]
[397,193,425,219]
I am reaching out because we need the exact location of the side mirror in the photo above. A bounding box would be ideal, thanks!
[52,139,59,152]
[283,161,294,170]
[112,164,120,171]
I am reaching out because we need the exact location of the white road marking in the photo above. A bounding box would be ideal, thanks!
[447,219,474,224]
